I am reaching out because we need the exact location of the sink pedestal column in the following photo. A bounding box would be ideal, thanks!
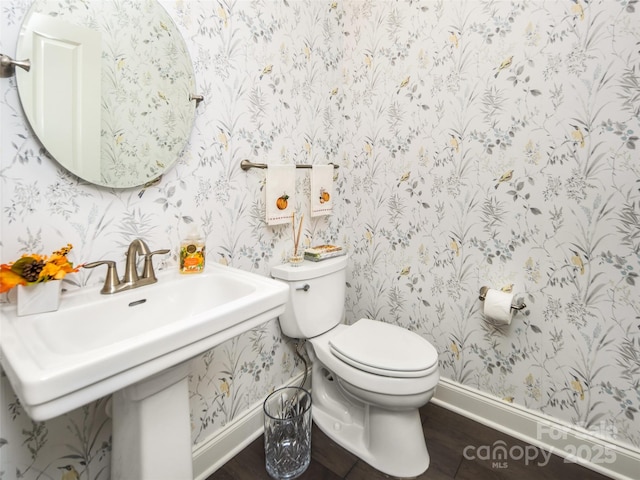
[111,361,193,480]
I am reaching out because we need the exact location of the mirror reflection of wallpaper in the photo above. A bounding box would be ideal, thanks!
[1,0,640,479]
[26,0,195,187]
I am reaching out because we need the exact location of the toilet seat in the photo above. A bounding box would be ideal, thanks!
[329,319,438,378]
[309,322,439,396]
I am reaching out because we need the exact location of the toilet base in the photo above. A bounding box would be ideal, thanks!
[311,364,430,478]
[313,404,430,478]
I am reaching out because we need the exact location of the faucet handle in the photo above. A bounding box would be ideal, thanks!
[84,260,121,294]
[142,249,170,282]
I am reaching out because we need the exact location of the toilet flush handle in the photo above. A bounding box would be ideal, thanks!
[296,284,310,292]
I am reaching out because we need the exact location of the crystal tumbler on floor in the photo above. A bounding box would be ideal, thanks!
[263,386,312,479]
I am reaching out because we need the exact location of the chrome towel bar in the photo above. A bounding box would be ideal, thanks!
[240,159,339,171]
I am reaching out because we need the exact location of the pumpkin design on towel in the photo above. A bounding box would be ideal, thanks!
[276,194,289,210]
[319,188,330,203]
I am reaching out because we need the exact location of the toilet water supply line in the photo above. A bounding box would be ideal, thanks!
[295,340,308,389]
[274,341,308,420]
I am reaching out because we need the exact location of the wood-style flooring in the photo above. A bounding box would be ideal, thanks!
[210,403,611,479]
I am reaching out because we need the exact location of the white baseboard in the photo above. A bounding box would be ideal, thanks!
[192,372,308,480]
[432,378,640,480]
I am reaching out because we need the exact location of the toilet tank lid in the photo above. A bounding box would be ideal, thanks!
[271,254,348,281]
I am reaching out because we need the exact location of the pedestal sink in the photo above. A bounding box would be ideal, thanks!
[0,263,289,479]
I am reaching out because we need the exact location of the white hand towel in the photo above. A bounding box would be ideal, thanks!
[311,165,334,217]
[266,164,296,225]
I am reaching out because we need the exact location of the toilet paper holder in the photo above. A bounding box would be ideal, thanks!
[479,286,526,311]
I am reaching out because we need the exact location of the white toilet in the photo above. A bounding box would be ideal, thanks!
[271,254,439,478]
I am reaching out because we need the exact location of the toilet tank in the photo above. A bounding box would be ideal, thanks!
[271,255,347,339]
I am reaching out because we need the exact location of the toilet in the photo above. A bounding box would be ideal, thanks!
[271,254,439,478]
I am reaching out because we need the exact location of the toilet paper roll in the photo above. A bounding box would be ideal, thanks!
[483,289,514,325]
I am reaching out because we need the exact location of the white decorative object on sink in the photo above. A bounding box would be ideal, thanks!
[16,280,62,316]
[0,263,288,480]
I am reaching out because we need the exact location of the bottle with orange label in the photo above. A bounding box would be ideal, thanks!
[179,227,205,274]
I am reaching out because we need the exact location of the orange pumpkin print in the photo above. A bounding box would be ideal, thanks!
[276,194,289,210]
[319,189,330,203]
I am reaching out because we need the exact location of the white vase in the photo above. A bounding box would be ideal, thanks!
[16,281,62,316]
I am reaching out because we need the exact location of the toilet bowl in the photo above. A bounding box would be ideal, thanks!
[271,255,439,478]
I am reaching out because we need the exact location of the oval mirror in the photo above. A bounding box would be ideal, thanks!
[15,0,197,188]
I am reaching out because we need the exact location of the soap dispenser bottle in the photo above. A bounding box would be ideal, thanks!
[180,227,205,274]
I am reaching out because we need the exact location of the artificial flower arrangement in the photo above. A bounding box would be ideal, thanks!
[0,244,80,293]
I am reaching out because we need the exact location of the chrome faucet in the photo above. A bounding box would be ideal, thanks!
[84,239,170,294]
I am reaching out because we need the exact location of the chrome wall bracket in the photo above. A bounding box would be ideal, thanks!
[0,54,31,78]
[189,93,204,107]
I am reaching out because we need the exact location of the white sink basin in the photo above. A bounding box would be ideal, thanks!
[0,263,288,421]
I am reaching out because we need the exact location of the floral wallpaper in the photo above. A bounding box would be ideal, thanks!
[340,0,640,452]
[1,1,639,480]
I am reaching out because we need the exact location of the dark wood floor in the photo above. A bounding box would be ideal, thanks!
[210,403,611,479]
